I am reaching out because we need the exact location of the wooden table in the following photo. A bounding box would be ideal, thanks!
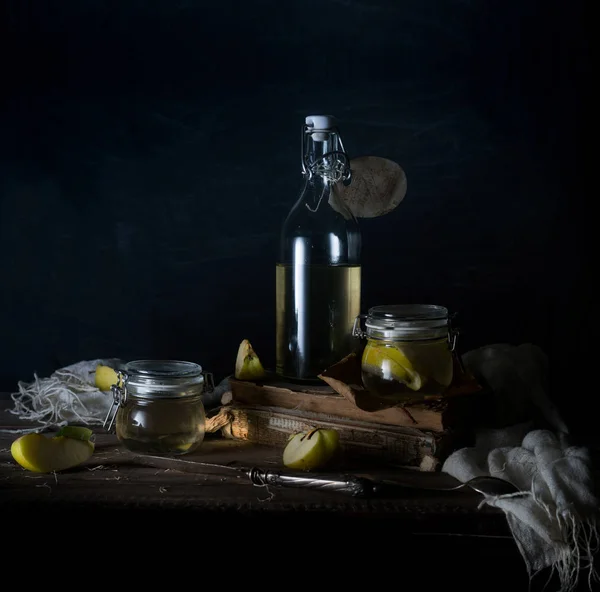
[0,400,539,589]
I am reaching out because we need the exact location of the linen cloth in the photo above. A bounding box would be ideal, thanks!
[3,358,229,434]
[443,344,598,591]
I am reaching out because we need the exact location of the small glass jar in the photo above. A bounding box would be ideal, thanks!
[104,360,213,456]
[353,305,457,403]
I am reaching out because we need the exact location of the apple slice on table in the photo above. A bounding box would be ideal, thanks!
[283,428,340,470]
[11,427,95,473]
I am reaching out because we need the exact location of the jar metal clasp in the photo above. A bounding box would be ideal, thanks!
[352,314,367,339]
[103,370,128,433]
[448,327,459,352]
[447,312,466,372]
[203,371,215,393]
[447,311,460,352]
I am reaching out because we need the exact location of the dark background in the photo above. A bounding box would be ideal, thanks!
[0,2,591,434]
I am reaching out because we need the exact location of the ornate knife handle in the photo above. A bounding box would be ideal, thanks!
[248,468,375,498]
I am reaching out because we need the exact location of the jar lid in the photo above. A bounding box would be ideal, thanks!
[123,360,206,398]
[365,304,449,340]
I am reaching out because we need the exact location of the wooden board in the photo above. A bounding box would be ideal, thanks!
[0,399,508,542]
[1,430,488,510]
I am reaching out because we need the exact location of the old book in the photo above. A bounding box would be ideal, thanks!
[225,377,488,433]
[217,403,465,471]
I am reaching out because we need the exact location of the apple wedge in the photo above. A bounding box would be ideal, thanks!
[11,431,95,473]
[235,339,266,380]
[283,428,340,470]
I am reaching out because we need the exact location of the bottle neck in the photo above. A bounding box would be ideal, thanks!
[278,121,360,266]
[302,128,350,185]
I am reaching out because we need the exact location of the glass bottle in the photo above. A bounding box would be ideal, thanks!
[276,115,361,382]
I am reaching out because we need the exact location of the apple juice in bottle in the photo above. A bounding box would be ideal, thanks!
[276,115,361,381]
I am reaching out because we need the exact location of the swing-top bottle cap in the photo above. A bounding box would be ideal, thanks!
[306,115,336,141]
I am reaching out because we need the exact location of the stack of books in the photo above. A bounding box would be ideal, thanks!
[214,354,489,471]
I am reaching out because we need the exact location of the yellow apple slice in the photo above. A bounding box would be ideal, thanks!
[11,433,95,473]
[95,365,120,391]
[235,339,267,380]
[283,428,340,470]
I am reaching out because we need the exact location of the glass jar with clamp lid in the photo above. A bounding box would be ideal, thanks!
[104,360,214,455]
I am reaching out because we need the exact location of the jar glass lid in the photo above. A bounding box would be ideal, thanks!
[124,360,205,398]
[125,360,202,379]
[365,304,449,340]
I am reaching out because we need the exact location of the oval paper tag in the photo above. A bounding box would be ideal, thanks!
[332,156,407,218]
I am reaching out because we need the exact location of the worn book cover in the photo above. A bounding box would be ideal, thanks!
[225,375,487,434]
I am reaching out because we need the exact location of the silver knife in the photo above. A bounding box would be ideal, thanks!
[129,452,431,498]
